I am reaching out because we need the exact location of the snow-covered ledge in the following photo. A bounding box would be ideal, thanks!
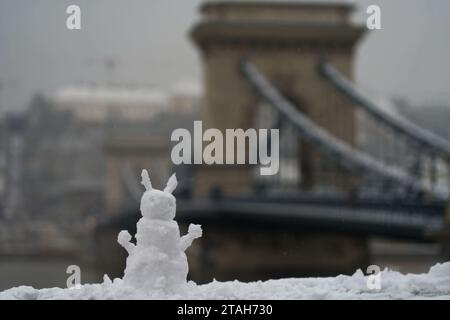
[1,171,449,300]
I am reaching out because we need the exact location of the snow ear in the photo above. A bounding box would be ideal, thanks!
[141,169,153,191]
[164,173,177,194]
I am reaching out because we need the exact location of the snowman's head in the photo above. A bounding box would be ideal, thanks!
[139,170,177,221]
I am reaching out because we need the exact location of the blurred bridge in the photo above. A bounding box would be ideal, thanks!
[172,60,450,242]
[162,60,450,243]
[97,0,450,281]
[184,0,450,241]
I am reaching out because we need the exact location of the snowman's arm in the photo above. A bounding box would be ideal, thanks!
[179,224,202,252]
[179,234,195,252]
[118,230,136,255]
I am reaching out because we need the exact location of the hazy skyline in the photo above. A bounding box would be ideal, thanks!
[1,0,450,113]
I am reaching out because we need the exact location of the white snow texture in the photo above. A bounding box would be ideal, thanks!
[0,170,449,300]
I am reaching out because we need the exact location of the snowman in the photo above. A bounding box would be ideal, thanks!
[117,169,202,291]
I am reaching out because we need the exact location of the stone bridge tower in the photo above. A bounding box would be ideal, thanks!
[191,0,365,196]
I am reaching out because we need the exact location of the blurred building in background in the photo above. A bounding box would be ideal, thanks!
[0,84,201,258]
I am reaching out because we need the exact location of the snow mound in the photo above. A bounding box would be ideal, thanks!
[1,263,449,300]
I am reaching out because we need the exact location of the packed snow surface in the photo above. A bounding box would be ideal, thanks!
[1,263,450,300]
[1,170,449,300]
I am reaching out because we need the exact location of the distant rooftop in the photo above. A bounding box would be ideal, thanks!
[197,0,356,26]
[203,0,353,6]
[51,85,169,105]
[47,84,201,123]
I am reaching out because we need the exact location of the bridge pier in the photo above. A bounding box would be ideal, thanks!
[186,224,370,283]
[188,1,370,276]
[195,165,253,196]
[191,0,365,196]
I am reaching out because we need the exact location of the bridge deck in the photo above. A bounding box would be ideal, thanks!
[177,197,445,241]
[97,194,446,242]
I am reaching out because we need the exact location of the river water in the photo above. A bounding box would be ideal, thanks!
[0,256,100,291]
[0,239,445,291]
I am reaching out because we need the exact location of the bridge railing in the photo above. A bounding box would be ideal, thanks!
[241,60,449,201]
[319,63,450,157]
[319,62,450,199]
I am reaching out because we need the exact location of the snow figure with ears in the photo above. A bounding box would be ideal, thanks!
[117,169,202,291]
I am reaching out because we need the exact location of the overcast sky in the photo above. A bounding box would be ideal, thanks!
[1,0,450,113]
